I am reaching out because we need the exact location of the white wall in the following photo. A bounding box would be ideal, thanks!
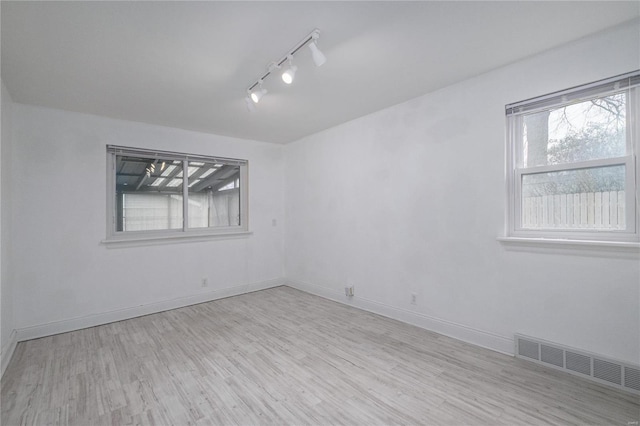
[10,105,284,337]
[1,80,16,374]
[284,20,640,364]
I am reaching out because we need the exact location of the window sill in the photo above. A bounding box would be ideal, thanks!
[497,237,640,252]
[101,230,253,248]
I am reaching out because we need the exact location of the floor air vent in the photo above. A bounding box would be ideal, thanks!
[515,334,639,395]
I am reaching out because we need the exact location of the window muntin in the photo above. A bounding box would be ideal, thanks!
[506,72,639,242]
[107,146,248,239]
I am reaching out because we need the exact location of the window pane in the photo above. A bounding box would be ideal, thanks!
[522,93,626,167]
[115,155,183,231]
[521,165,625,230]
[187,161,241,229]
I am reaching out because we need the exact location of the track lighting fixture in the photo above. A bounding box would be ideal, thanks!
[245,28,326,110]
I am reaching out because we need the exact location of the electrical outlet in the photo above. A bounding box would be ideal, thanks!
[411,293,417,305]
[201,278,208,287]
[345,286,354,297]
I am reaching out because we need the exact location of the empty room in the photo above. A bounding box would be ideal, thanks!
[1,1,639,425]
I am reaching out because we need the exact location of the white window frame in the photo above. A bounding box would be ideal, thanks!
[506,72,640,243]
[105,145,249,243]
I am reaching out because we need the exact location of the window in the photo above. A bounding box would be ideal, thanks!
[106,146,248,240]
[506,72,639,242]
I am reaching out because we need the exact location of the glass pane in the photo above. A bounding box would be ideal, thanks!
[187,161,241,229]
[115,155,183,231]
[522,93,626,167]
[521,165,625,230]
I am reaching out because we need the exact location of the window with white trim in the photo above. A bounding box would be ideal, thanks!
[106,146,248,240]
[506,72,639,242]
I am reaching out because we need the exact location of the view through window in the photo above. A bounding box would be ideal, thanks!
[506,72,638,241]
[107,146,247,238]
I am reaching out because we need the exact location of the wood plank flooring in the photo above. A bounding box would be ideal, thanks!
[1,286,639,425]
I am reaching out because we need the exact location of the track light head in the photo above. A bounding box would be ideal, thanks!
[281,57,297,84]
[308,41,326,67]
[308,31,326,67]
[250,89,266,103]
[250,82,267,103]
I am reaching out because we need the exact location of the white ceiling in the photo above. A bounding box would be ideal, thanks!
[2,1,638,144]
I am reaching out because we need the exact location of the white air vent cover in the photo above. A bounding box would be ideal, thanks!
[515,334,639,395]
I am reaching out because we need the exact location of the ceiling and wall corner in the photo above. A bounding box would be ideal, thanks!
[1,1,638,143]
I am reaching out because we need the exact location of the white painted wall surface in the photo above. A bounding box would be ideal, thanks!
[1,80,16,373]
[10,105,284,334]
[284,21,640,364]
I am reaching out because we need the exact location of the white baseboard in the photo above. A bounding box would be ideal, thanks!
[16,278,284,343]
[1,328,18,378]
[285,279,514,357]
[7,277,512,378]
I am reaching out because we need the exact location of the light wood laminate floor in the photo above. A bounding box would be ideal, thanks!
[2,286,639,425]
